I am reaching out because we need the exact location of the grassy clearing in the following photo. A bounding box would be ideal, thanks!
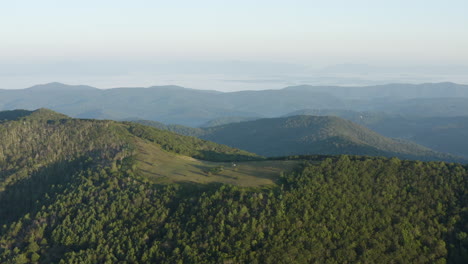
[133,139,300,187]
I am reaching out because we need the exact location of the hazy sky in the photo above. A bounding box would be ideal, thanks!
[1,0,467,89]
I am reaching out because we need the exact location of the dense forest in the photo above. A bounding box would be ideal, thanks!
[0,109,467,263]
[1,157,467,263]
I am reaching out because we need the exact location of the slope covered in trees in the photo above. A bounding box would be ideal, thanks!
[0,154,467,263]
[284,109,468,158]
[201,116,468,162]
[138,115,465,162]
[0,108,261,224]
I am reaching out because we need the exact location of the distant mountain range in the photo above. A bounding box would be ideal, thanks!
[3,82,468,160]
[134,115,465,163]
[2,82,468,126]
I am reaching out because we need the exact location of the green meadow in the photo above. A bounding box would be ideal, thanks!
[134,139,300,187]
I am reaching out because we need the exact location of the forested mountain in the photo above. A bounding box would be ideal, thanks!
[136,115,465,162]
[0,109,260,215]
[0,108,261,224]
[284,109,468,158]
[0,109,467,263]
[0,108,261,223]
[2,82,468,126]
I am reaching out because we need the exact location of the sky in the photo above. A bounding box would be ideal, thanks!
[1,0,467,90]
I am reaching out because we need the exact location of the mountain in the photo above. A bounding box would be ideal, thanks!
[25,82,99,91]
[137,115,464,162]
[0,108,267,194]
[0,109,467,263]
[284,109,468,158]
[0,83,246,126]
[0,108,281,227]
[2,82,468,126]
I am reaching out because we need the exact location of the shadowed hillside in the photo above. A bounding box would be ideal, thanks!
[284,109,468,158]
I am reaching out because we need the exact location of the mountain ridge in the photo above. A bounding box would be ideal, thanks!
[134,115,465,163]
[2,82,468,126]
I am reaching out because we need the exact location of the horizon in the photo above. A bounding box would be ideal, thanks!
[1,1,467,91]
[2,62,468,91]
[3,80,468,93]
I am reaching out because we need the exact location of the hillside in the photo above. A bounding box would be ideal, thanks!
[197,116,464,162]
[0,109,467,263]
[2,82,468,126]
[0,108,266,184]
[136,115,463,162]
[0,109,290,228]
[1,151,467,263]
[284,109,468,158]
[1,109,295,200]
